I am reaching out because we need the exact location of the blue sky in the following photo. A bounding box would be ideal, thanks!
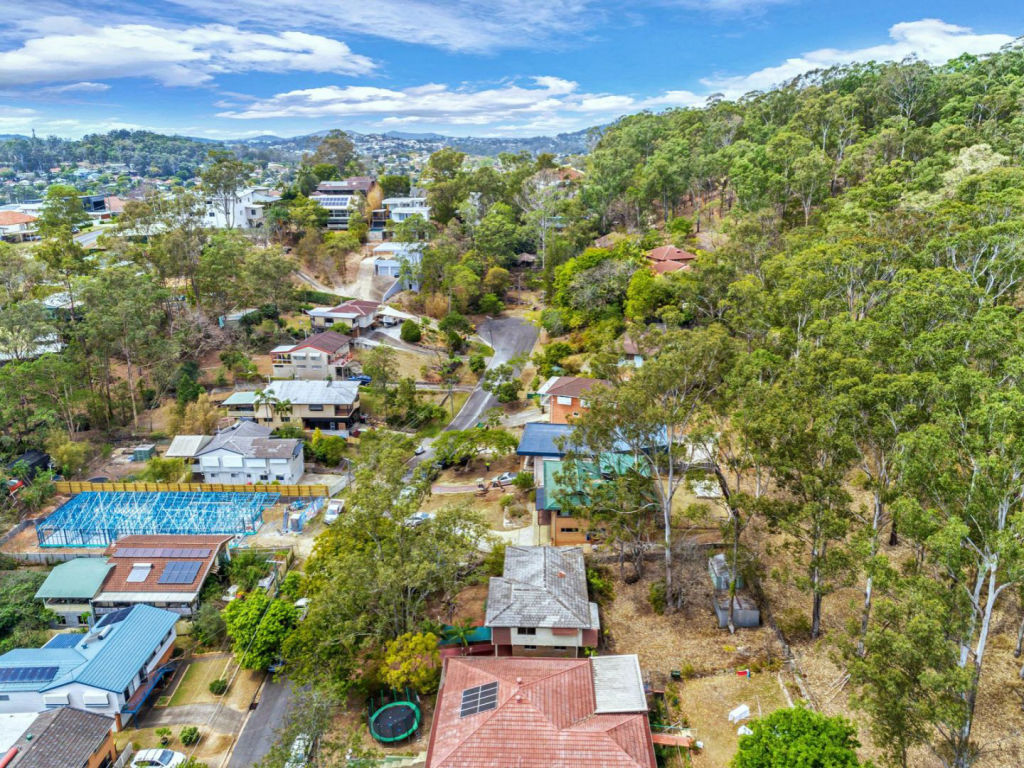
[1,0,1022,139]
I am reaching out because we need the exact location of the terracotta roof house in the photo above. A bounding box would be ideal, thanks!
[536,376,606,424]
[486,546,599,657]
[0,211,38,243]
[646,245,698,263]
[4,706,118,768]
[425,655,655,768]
[307,300,381,334]
[0,604,179,729]
[91,534,232,618]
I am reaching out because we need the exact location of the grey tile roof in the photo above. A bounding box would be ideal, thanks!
[485,546,596,629]
[194,420,298,459]
[9,707,115,768]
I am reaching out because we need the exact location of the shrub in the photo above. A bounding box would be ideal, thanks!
[468,354,486,375]
[155,727,172,746]
[478,293,504,315]
[209,678,228,695]
[482,541,508,576]
[648,580,667,615]
[512,471,534,494]
[180,726,201,746]
[586,566,615,606]
[380,632,441,694]
[400,319,422,344]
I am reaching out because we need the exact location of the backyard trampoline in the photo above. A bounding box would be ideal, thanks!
[37,490,278,547]
[368,690,422,743]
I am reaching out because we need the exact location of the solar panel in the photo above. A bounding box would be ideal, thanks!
[44,633,83,649]
[460,681,499,718]
[115,547,211,559]
[158,560,202,584]
[0,666,58,684]
[95,607,132,628]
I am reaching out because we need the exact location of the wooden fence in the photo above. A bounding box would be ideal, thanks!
[54,481,330,497]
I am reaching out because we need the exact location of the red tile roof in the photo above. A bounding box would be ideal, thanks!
[0,211,37,226]
[427,657,655,768]
[327,299,380,317]
[543,377,606,399]
[292,330,351,354]
[651,260,688,274]
[100,535,231,594]
[646,245,697,263]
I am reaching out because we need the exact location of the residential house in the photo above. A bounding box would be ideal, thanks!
[372,242,422,292]
[91,535,232,618]
[3,706,119,768]
[306,299,380,334]
[373,196,430,231]
[646,245,697,274]
[194,420,303,484]
[167,419,304,484]
[0,211,38,243]
[485,546,599,657]
[204,187,278,229]
[619,333,654,369]
[425,655,655,768]
[270,330,352,380]
[0,604,179,729]
[516,423,588,546]
[224,380,361,432]
[311,177,382,231]
[34,558,113,628]
[536,376,605,424]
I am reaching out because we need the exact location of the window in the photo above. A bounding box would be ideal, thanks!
[308,404,324,411]
[553,646,567,651]
[281,417,291,422]
[523,645,537,650]
[561,527,580,533]
[0,695,9,701]
[516,627,536,635]
[556,395,573,406]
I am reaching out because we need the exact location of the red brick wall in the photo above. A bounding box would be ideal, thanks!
[549,397,587,425]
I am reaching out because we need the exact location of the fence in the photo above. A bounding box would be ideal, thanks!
[55,481,330,497]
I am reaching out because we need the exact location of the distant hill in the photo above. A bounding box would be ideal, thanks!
[0,126,597,175]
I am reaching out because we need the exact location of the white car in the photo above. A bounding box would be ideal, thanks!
[132,749,187,768]
[403,511,433,527]
[324,498,345,524]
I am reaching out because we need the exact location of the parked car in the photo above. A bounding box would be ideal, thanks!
[324,498,345,524]
[414,444,426,455]
[491,471,517,488]
[132,749,187,768]
[285,734,312,768]
[268,656,285,674]
[346,374,372,385]
[403,511,433,527]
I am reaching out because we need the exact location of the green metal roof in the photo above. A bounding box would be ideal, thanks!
[541,454,646,511]
[223,391,258,406]
[34,558,112,600]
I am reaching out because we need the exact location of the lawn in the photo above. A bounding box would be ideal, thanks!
[115,726,233,764]
[168,654,262,711]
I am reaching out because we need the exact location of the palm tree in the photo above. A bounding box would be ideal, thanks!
[272,398,293,423]
[253,389,278,423]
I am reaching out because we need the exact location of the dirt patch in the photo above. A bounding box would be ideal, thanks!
[601,565,783,677]
[419,490,526,532]
[670,672,791,768]
[329,691,434,760]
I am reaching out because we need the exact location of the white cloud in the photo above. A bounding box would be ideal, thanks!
[702,19,1015,96]
[0,21,375,87]
[38,81,111,94]
[165,0,594,53]
[0,109,148,136]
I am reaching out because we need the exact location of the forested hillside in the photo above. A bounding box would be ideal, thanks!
[557,42,1024,768]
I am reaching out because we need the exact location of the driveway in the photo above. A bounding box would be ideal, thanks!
[140,702,244,734]
[408,316,539,470]
[447,316,538,431]
[226,676,294,768]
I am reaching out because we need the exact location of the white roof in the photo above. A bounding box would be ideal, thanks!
[0,712,37,752]
[264,379,359,406]
[378,306,418,321]
[590,655,647,713]
[165,435,211,458]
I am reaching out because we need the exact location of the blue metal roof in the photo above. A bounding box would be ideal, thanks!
[0,605,178,695]
[516,423,574,457]
[70,604,177,693]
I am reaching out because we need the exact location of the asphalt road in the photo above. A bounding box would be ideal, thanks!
[408,316,538,474]
[73,227,105,248]
[226,676,294,768]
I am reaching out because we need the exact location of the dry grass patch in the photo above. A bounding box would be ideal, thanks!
[169,655,261,710]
